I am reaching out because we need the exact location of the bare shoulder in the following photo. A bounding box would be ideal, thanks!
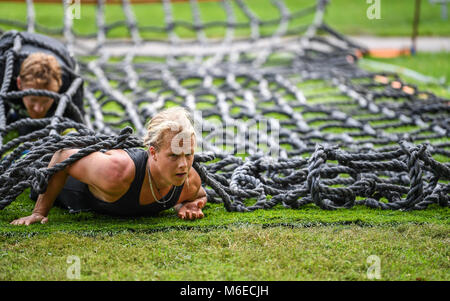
[103,149,136,183]
[69,149,135,189]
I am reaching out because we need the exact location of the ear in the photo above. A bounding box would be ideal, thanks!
[149,146,157,161]
[17,76,21,90]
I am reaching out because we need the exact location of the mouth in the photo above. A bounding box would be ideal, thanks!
[175,172,187,178]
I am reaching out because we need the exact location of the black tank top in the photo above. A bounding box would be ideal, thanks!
[63,148,184,217]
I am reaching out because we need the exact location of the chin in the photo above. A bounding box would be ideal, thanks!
[30,114,44,119]
[173,177,186,186]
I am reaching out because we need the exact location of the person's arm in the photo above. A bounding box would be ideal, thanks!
[10,149,133,226]
[10,149,77,225]
[174,169,207,220]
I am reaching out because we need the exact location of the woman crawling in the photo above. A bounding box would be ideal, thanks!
[11,107,207,225]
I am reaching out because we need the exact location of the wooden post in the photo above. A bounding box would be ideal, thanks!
[411,0,421,55]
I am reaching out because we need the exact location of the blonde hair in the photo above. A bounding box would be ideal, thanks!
[19,52,62,92]
[143,107,196,152]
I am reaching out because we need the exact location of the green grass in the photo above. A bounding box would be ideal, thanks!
[1,190,449,280]
[0,0,316,39]
[326,0,450,36]
[1,223,449,281]
[1,0,449,38]
[368,52,450,82]
[361,52,450,98]
[2,191,449,236]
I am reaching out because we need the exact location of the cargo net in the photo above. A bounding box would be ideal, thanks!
[0,0,449,212]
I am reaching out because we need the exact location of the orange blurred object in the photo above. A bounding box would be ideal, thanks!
[374,75,389,84]
[367,48,411,58]
[391,81,402,89]
[402,86,415,95]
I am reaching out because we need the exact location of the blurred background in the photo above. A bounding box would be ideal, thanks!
[1,0,448,94]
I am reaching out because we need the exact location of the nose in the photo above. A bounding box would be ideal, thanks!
[178,155,188,169]
[33,104,44,113]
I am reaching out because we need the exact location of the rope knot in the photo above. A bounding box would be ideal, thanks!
[356,178,377,197]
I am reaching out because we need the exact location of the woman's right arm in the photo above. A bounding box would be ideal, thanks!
[10,148,134,226]
[10,149,80,225]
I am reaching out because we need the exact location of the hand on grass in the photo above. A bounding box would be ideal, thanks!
[176,198,206,220]
[10,213,48,226]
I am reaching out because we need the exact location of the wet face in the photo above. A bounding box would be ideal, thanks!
[152,131,196,187]
[18,78,56,119]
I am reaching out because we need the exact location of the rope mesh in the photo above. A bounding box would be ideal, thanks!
[0,0,449,212]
